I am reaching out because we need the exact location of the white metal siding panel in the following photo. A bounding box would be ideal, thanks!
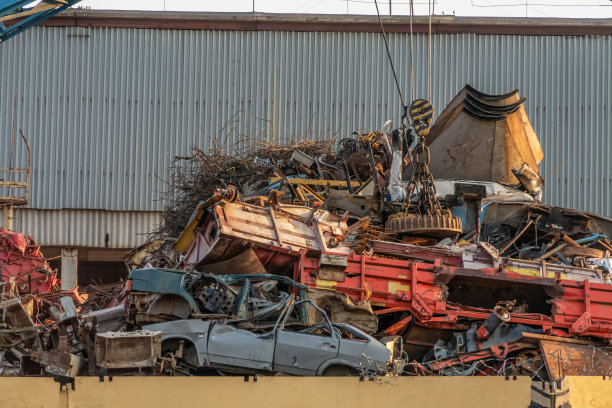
[5,209,161,248]
[0,26,610,215]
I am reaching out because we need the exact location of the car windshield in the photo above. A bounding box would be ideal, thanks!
[334,325,369,342]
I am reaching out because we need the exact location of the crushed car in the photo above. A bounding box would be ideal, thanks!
[143,298,404,377]
[126,268,378,335]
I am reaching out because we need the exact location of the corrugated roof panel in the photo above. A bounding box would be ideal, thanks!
[0,26,610,216]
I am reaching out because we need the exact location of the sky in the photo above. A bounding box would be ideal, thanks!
[75,0,612,19]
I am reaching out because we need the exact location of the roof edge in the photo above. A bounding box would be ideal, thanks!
[40,10,612,36]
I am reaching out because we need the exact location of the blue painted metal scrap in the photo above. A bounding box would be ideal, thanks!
[0,0,82,42]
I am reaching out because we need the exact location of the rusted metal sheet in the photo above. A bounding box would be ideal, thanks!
[0,298,34,328]
[539,339,612,381]
[35,336,84,379]
[197,248,267,275]
[426,85,544,185]
[305,289,377,335]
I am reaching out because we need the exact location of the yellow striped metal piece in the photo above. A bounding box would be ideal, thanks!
[409,99,434,136]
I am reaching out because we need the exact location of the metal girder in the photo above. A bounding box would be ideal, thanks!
[0,0,82,43]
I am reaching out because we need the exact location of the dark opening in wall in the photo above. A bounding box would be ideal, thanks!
[51,260,128,286]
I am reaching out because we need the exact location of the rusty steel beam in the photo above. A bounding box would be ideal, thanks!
[38,10,612,36]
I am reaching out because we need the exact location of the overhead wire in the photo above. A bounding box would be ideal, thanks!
[346,0,434,4]
[373,0,408,120]
[409,0,414,101]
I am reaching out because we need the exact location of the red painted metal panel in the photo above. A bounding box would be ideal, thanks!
[294,249,612,342]
[0,228,58,295]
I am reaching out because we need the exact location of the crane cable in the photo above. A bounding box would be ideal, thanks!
[409,0,414,102]
[374,0,435,122]
[373,0,407,125]
[428,0,433,103]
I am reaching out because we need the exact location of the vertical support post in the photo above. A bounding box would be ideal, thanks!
[2,204,13,231]
[61,248,78,291]
[360,255,366,301]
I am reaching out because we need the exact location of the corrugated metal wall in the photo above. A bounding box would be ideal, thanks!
[8,209,161,248]
[0,25,610,218]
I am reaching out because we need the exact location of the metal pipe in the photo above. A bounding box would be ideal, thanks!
[476,305,511,341]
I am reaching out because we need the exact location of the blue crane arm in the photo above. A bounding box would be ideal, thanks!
[0,0,83,42]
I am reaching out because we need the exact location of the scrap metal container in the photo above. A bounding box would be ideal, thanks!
[95,330,162,369]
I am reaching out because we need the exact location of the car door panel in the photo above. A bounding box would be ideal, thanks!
[207,324,275,370]
[273,330,339,375]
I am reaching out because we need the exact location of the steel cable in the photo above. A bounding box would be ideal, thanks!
[374,0,407,117]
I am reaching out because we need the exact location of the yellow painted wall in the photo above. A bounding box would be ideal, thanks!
[0,376,531,408]
[567,377,612,408]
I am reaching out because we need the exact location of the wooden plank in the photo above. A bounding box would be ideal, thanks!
[268,177,360,188]
[521,332,600,346]
[534,243,567,262]
[0,181,27,188]
[295,186,306,202]
[268,208,284,247]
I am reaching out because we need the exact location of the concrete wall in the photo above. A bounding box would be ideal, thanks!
[3,376,612,407]
[0,376,532,408]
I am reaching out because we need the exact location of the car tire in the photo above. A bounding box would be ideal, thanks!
[322,365,356,376]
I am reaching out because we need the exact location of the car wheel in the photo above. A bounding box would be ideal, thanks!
[322,365,356,376]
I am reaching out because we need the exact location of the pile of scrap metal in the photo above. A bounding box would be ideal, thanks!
[0,227,143,380]
[0,284,130,381]
[0,229,130,381]
[5,84,611,381]
[125,85,612,381]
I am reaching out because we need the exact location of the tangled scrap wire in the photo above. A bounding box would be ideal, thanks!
[357,352,401,386]
[150,112,339,241]
[401,342,612,381]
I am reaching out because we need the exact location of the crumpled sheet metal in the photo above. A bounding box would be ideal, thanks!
[0,228,58,295]
[123,239,179,271]
[0,280,131,379]
[305,288,377,335]
[425,85,543,185]
[179,200,352,272]
[197,248,267,275]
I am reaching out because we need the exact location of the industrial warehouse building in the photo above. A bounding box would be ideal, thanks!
[0,10,611,282]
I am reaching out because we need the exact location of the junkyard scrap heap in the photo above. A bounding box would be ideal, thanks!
[2,85,612,382]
